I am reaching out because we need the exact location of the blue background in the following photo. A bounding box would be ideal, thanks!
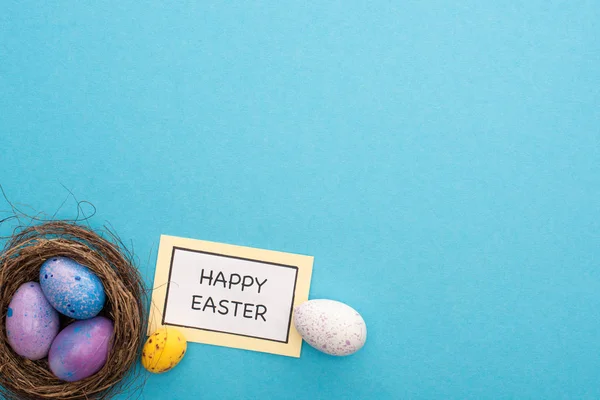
[1,1,599,399]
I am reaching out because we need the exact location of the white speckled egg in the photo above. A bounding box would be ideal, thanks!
[293,299,367,356]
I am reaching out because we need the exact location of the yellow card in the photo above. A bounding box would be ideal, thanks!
[148,235,314,357]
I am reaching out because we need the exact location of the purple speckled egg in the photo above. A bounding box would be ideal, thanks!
[6,281,60,360]
[293,299,367,356]
[48,316,114,382]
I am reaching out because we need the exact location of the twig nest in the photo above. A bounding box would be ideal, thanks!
[0,221,146,400]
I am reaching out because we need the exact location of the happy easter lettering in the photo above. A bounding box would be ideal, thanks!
[190,269,268,321]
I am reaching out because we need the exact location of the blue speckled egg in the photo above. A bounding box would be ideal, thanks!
[39,256,106,319]
[6,281,60,360]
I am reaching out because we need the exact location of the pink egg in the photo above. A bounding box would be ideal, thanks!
[6,282,60,360]
[48,316,114,382]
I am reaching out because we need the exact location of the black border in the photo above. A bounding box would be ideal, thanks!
[162,246,299,344]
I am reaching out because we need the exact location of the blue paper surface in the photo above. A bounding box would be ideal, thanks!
[1,2,599,399]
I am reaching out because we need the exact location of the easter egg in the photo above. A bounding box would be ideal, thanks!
[142,327,187,373]
[293,299,367,356]
[40,256,106,319]
[48,316,114,382]
[5,282,60,360]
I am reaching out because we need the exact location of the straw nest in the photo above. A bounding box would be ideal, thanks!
[0,221,146,400]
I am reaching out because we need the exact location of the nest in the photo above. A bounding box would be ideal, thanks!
[0,221,146,400]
